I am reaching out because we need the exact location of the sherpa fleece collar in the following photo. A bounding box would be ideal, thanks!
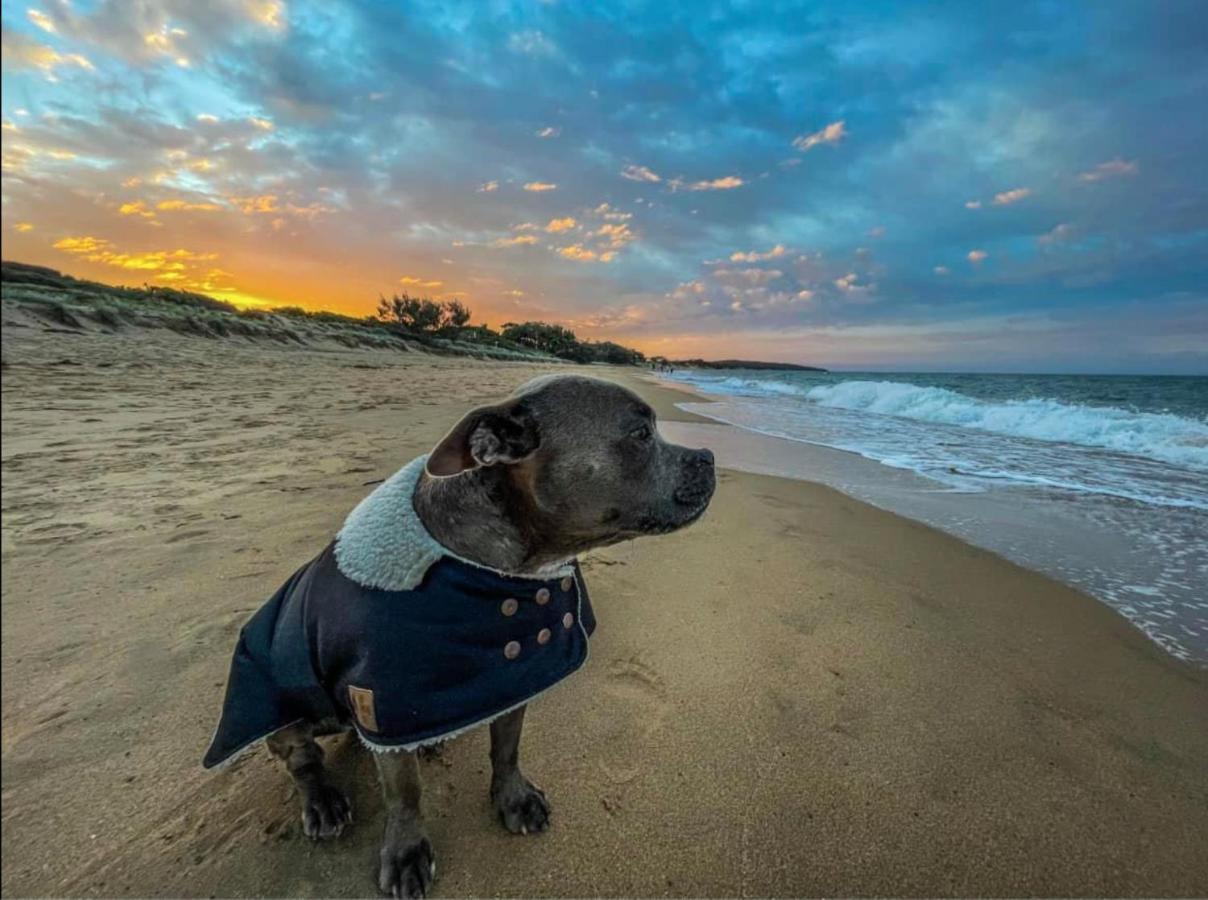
[333,454,572,591]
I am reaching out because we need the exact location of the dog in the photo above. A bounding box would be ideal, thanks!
[203,374,715,897]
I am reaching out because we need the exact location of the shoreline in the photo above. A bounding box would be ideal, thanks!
[2,329,1206,896]
[643,373,1208,665]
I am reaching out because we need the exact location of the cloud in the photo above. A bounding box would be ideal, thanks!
[477,180,498,192]
[246,0,287,30]
[621,164,661,183]
[991,187,1032,205]
[118,201,156,218]
[1037,222,1074,246]
[713,267,783,287]
[558,244,598,261]
[13,222,35,232]
[672,175,744,192]
[157,199,221,212]
[492,234,539,247]
[967,249,988,264]
[1,31,94,77]
[833,272,874,297]
[592,222,635,249]
[545,217,577,233]
[399,276,443,288]
[934,265,951,275]
[593,203,632,221]
[27,9,57,34]
[792,120,846,152]
[730,244,786,262]
[523,181,557,192]
[247,116,274,130]
[536,126,560,138]
[965,200,982,209]
[53,236,218,278]
[230,194,280,213]
[1077,158,1139,182]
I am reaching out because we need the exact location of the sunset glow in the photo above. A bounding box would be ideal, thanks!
[2,2,1206,371]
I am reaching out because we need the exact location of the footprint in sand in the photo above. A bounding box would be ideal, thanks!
[597,657,670,785]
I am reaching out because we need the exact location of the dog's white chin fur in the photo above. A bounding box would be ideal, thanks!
[334,455,572,591]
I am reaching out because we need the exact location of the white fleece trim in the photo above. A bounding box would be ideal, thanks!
[334,454,573,591]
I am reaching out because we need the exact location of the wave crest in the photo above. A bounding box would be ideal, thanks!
[804,380,1208,470]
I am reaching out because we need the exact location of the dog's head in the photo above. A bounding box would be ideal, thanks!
[425,375,714,556]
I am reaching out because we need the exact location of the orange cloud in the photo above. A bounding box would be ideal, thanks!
[730,244,786,263]
[119,201,156,218]
[792,120,846,152]
[54,236,218,274]
[557,244,597,261]
[478,180,498,192]
[992,187,1031,206]
[492,234,540,247]
[545,217,577,233]
[157,199,221,212]
[967,249,988,264]
[523,182,557,192]
[1077,158,1138,182]
[231,194,280,213]
[673,175,744,192]
[399,276,444,288]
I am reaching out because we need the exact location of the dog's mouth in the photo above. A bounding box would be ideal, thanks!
[640,478,714,534]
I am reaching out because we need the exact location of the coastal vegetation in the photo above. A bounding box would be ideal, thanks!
[0,261,645,365]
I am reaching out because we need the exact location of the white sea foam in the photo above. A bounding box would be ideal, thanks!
[704,378,1208,470]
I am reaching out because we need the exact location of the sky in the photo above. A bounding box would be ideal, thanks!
[2,1,1207,373]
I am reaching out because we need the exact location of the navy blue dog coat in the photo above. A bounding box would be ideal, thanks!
[203,456,595,768]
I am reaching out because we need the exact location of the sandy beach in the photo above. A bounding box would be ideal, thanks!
[3,321,1207,898]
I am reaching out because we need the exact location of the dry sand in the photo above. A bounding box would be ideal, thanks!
[2,322,1207,897]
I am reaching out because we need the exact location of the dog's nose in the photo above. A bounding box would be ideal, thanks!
[689,448,714,468]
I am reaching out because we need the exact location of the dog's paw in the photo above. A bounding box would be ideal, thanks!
[301,782,352,840]
[378,832,435,899]
[492,775,551,835]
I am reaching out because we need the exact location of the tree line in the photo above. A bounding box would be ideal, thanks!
[376,292,645,365]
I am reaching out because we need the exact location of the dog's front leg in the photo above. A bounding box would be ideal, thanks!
[489,705,550,834]
[374,750,434,899]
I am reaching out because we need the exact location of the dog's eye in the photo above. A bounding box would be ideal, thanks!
[629,425,652,441]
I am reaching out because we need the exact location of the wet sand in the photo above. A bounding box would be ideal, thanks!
[2,321,1207,897]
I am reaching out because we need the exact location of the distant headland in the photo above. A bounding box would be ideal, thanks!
[663,358,828,372]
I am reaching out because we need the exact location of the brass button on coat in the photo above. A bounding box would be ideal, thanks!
[500,598,519,617]
[537,628,552,645]
[562,612,574,629]
[560,576,574,592]
[504,640,521,660]
[535,588,551,605]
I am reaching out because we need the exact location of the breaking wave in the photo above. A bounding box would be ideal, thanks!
[803,380,1208,471]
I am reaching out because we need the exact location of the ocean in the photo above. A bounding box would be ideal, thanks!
[660,370,1208,663]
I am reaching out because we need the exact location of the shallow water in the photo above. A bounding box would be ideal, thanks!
[662,370,1208,662]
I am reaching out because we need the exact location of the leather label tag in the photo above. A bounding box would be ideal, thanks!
[348,685,379,732]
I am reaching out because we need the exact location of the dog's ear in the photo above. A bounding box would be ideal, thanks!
[425,401,540,477]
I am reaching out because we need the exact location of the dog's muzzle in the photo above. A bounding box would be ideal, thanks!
[673,448,716,509]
